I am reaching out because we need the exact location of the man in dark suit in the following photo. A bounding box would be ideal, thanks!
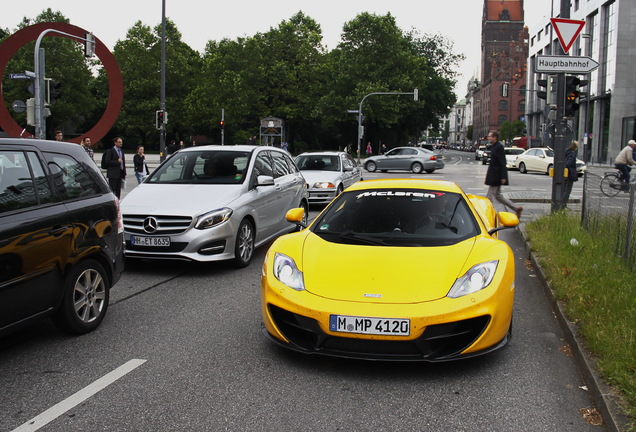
[103,136,127,198]
[484,130,522,217]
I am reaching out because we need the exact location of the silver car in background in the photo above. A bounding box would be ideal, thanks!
[364,146,444,174]
[121,145,308,267]
[295,151,362,205]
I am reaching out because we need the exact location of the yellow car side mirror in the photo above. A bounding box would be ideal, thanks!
[285,207,305,223]
[498,211,519,227]
[488,211,519,236]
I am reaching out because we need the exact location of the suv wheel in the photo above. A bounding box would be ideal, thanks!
[53,259,110,334]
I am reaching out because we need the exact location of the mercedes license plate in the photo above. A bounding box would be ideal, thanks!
[130,235,170,247]
[329,314,410,336]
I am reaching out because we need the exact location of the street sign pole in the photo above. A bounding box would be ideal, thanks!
[551,0,572,212]
[355,89,419,164]
[32,29,96,139]
[34,48,46,140]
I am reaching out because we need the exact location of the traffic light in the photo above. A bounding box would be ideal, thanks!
[45,79,62,105]
[219,120,225,127]
[501,82,509,98]
[537,78,548,101]
[564,75,584,117]
[84,32,95,58]
[155,110,167,129]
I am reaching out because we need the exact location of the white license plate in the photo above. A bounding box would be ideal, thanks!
[130,235,170,247]
[329,315,410,336]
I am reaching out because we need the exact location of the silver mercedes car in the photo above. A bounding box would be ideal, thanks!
[295,151,362,205]
[364,147,444,174]
[121,145,308,267]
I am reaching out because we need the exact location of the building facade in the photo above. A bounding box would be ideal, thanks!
[526,0,636,163]
[471,0,529,144]
[449,100,467,146]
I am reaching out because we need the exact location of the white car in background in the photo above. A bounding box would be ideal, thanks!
[295,151,362,205]
[516,147,586,176]
[504,147,525,170]
[121,145,308,267]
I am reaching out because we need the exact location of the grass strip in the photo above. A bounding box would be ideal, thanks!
[526,211,635,431]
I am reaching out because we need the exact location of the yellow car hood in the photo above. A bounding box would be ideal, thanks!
[299,234,478,304]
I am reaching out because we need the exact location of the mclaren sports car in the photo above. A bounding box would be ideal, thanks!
[261,179,519,361]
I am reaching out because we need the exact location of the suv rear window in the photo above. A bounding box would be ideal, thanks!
[44,152,103,200]
[0,150,53,212]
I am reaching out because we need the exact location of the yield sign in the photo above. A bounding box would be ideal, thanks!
[551,18,586,54]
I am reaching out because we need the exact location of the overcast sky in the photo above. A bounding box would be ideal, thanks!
[2,0,555,98]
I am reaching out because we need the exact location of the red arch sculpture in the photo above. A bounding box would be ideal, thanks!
[0,22,123,144]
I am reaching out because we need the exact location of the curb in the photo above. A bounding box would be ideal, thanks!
[517,226,631,432]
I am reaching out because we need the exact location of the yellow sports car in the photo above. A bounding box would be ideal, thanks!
[261,179,519,361]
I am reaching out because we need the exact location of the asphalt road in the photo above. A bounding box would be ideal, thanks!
[0,152,603,431]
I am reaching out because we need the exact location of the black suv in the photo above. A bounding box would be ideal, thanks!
[0,138,124,336]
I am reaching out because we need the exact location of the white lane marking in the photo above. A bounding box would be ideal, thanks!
[12,359,147,432]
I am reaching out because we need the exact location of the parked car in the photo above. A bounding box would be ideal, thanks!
[504,147,525,170]
[481,147,492,165]
[261,178,519,361]
[0,138,124,337]
[516,147,586,176]
[364,147,444,174]
[295,151,362,205]
[121,145,308,267]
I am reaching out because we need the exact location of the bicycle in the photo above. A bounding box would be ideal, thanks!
[600,169,636,197]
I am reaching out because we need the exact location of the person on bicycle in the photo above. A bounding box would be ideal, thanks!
[615,139,636,189]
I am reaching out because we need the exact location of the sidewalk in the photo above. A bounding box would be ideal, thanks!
[506,192,629,432]
[95,152,162,171]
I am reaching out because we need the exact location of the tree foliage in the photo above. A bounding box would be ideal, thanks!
[2,10,462,152]
[499,120,527,143]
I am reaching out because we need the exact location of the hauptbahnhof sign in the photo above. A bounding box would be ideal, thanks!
[535,55,599,74]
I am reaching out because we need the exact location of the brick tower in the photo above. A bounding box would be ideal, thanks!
[473,0,529,143]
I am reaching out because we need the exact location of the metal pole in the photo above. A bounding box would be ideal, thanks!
[357,102,363,164]
[32,29,97,139]
[550,0,570,212]
[355,90,417,164]
[34,48,45,139]
[159,0,167,161]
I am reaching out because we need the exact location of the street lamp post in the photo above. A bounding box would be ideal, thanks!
[159,0,167,161]
[354,89,418,164]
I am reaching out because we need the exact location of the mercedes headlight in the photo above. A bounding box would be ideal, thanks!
[273,253,305,291]
[447,261,498,298]
[313,182,336,189]
[195,208,233,229]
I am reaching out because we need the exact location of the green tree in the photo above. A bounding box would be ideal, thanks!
[499,120,526,144]
[109,21,159,149]
[317,13,460,150]
[109,19,201,150]
[187,11,328,149]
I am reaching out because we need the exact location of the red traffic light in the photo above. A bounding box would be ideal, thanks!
[220,120,225,126]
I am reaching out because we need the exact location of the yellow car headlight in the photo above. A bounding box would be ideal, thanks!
[447,260,498,298]
[274,253,305,291]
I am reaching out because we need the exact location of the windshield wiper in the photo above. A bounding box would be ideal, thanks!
[434,221,458,234]
[338,230,388,246]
